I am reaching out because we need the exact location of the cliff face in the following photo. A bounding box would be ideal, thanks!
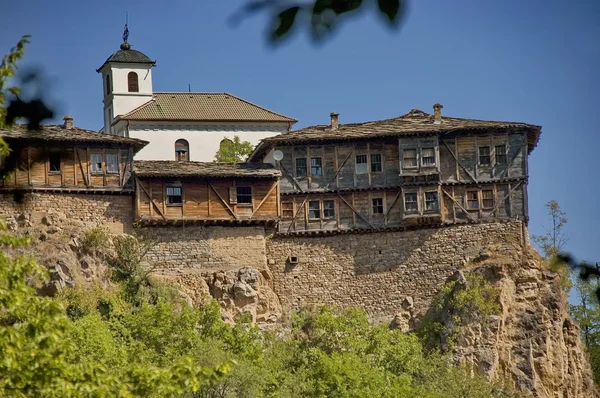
[426,249,598,398]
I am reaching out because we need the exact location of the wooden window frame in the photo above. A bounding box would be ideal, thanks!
[404,192,418,213]
[310,157,323,176]
[106,153,119,174]
[370,153,382,173]
[323,200,335,219]
[175,139,190,161]
[295,157,307,177]
[421,147,436,167]
[424,191,439,212]
[372,197,384,214]
[90,153,103,174]
[166,185,183,206]
[236,186,253,206]
[495,144,507,165]
[355,154,368,175]
[466,190,480,210]
[402,148,418,169]
[48,151,62,174]
[281,201,294,219]
[478,146,491,166]
[308,200,321,220]
[481,189,495,209]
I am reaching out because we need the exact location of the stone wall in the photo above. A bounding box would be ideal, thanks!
[0,192,133,234]
[266,222,525,322]
[142,225,267,271]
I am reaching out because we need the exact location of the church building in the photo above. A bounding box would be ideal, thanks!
[96,31,296,162]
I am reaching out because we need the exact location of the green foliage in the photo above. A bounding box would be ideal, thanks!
[81,227,112,257]
[232,0,406,43]
[419,273,500,351]
[214,136,254,163]
[0,35,30,129]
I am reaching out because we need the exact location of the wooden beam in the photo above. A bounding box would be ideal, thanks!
[209,183,239,220]
[27,146,31,185]
[279,161,305,193]
[86,147,91,186]
[207,182,211,216]
[338,193,374,229]
[287,196,308,233]
[135,176,165,220]
[440,139,477,182]
[482,180,523,218]
[73,146,77,185]
[251,181,278,217]
[384,190,402,221]
[327,144,356,189]
[75,148,89,187]
[441,188,478,222]
[498,141,526,179]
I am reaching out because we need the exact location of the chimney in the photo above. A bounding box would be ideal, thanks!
[330,112,339,130]
[63,116,74,129]
[433,104,443,124]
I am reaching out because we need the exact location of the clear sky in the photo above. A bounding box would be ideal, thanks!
[2,0,599,264]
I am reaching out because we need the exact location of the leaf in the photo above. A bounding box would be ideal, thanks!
[377,0,401,23]
[272,7,301,40]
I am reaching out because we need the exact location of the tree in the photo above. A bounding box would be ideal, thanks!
[532,200,572,292]
[214,136,254,163]
[0,35,29,129]
[231,0,407,43]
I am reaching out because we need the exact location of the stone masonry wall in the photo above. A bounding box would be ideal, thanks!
[0,192,133,234]
[142,226,267,271]
[266,222,525,323]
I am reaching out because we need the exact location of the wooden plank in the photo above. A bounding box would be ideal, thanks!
[162,182,166,215]
[441,139,476,182]
[384,190,402,222]
[207,182,211,216]
[27,146,31,185]
[251,181,278,217]
[86,147,91,185]
[287,196,308,233]
[328,144,355,189]
[441,188,478,222]
[367,142,371,186]
[135,176,165,220]
[334,146,339,189]
[209,183,238,220]
[452,186,456,222]
[73,146,77,185]
[279,161,305,192]
[483,181,523,218]
[102,148,107,187]
[338,193,374,228]
[498,141,526,179]
[75,148,89,186]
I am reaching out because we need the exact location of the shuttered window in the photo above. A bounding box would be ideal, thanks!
[482,190,494,209]
[127,72,139,92]
[282,202,294,218]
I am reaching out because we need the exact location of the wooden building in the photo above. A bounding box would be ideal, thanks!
[0,119,147,192]
[133,161,281,225]
[249,105,542,234]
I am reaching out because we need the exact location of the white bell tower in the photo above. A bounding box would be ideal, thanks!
[97,25,155,134]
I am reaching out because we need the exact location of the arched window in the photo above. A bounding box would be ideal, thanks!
[105,74,111,96]
[127,72,139,92]
[175,139,189,161]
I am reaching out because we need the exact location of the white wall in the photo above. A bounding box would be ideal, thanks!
[127,121,289,162]
[101,63,154,134]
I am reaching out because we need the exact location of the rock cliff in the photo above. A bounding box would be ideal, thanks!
[424,248,599,398]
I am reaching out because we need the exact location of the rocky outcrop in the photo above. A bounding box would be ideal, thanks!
[153,267,282,327]
[426,249,598,398]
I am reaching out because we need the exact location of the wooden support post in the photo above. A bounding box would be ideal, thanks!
[441,188,478,222]
[384,190,402,225]
[27,146,31,185]
[287,196,308,233]
[440,139,476,182]
[338,193,374,228]
[75,148,89,187]
[209,183,239,220]
[86,147,91,186]
[328,144,355,189]
[207,182,211,216]
[135,177,165,220]
[73,146,77,185]
[251,181,278,217]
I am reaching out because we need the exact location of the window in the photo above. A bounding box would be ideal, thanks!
[482,190,494,209]
[282,202,294,218]
[175,139,190,161]
[106,153,119,174]
[104,74,111,96]
[479,146,491,165]
[295,158,307,177]
[403,149,417,168]
[495,144,507,165]
[425,192,439,211]
[166,186,182,205]
[49,152,61,173]
[127,72,139,92]
[466,191,479,210]
[323,200,335,219]
[355,155,368,174]
[372,198,384,214]
[370,154,382,172]
[91,153,103,173]
[421,148,435,166]
[404,193,418,212]
[236,187,252,204]
[308,201,320,219]
[311,157,322,176]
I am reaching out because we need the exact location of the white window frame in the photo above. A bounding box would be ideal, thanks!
[355,154,368,175]
[106,153,119,174]
[424,191,439,212]
[91,153,103,174]
[404,192,418,213]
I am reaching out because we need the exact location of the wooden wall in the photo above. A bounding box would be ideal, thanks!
[0,142,134,190]
[135,177,279,221]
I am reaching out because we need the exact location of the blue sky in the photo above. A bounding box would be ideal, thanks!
[2,0,599,265]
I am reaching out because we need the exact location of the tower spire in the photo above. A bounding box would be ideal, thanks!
[120,13,130,50]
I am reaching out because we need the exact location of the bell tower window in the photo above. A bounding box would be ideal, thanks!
[128,72,139,92]
[175,139,189,161]
[104,74,111,96]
